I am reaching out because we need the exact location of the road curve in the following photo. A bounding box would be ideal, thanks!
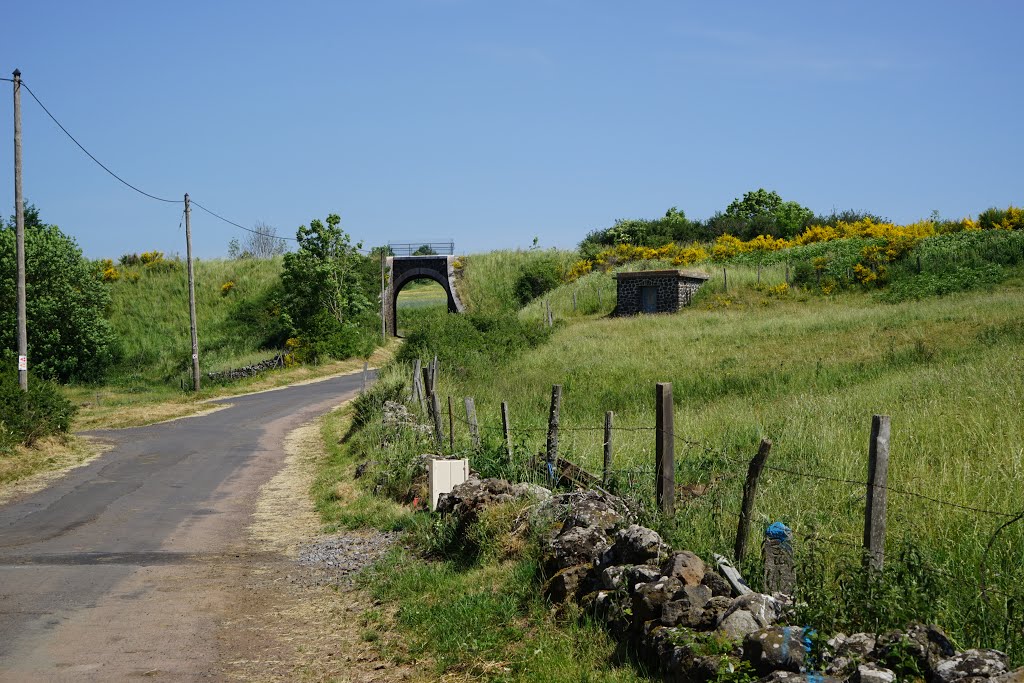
[0,370,371,681]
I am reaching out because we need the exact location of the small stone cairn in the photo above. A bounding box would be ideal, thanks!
[436,476,1022,683]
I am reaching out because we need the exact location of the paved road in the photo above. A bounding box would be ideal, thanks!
[0,371,370,681]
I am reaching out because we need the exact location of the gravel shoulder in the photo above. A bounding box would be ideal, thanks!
[216,413,421,682]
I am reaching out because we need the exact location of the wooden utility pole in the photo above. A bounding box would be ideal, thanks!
[864,415,891,571]
[13,69,27,391]
[655,383,675,515]
[184,194,200,391]
[734,438,773,563]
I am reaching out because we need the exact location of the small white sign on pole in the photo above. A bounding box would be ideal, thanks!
[17,355,27,371]
[428,458,469,511]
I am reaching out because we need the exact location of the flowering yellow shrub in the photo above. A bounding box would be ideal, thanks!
[568,242,707,280]
[220,281,235,296]
[99,258,120,282]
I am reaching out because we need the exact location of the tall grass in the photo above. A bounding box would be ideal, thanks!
[458,249,578,314]
[408,284,1024,660]
[104,257,284,385]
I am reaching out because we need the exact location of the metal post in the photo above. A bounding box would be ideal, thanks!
[13,69,27,391]
[380,250,386,340]
[184,194,200,391]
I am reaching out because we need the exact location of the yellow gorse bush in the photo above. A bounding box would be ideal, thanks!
[566,206,1023,280]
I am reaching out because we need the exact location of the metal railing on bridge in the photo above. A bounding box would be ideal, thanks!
[388,241,455,256]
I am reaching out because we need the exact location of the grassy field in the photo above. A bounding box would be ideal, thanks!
[392,277,1024,658]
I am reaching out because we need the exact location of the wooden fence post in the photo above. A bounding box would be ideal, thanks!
[546,385,562,473]
[757,262,761,285]
[572,290,577,312]
[464,397,480,448]
[501,402,513,461]
[430,393,444,448]
[603,410,614,486]
[734,438,773,563]
[655,383,675,515]
[722,267,728,293]
[431,355,439,390]
[546,299,553,327]
[412,359,426,413]
[864,415,891,571]
[447,395,455,451]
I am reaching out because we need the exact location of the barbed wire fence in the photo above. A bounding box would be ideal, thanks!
[393,357,1024,658]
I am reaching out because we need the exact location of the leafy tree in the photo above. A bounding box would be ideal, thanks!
[0,205,117,382]
[280,214,377,361]
[412,244,438,256]
[721,188,814,238]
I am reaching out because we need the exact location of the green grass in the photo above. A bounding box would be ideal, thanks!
[407,282,1024,659]
[459,249,578,314]
[104,257,285,385]
[315,402,650,681]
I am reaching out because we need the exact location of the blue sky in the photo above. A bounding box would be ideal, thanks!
[2,1,1022,259]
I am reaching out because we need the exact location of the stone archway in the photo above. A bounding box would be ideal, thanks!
[383,255,466,336]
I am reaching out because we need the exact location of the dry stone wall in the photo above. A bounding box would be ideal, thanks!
[436,476,1022,683]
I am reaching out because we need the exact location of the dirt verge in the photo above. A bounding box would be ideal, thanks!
[217,413,422,682]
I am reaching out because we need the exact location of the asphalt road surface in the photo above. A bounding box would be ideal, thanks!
[0,371,370,681]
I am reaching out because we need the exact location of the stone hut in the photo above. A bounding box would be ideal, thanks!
[614,269,709,316]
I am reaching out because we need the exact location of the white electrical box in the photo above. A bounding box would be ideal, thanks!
[429,458,469,511]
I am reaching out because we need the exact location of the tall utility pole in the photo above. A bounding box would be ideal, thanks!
[184,194,200,391]
[13,69,27,391]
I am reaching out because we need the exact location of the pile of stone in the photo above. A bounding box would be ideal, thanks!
[206,354,284,382]
[435,477,1023,683]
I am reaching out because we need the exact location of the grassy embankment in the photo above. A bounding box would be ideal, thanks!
[321,234,1024,674]
[61,256,395,430]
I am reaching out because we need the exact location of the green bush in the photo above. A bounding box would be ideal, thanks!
[0,369,76,450]
[0,207,117,382]
[513,256,563,305]
[226,282,293,350]
[397,310,550,377]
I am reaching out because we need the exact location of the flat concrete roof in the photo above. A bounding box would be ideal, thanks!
[615,269,710,280]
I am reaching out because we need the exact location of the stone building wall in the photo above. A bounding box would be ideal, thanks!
[615,270,708,316]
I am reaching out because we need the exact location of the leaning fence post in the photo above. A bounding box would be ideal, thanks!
[430,393,444,448]
[864,415,891,571]
[546,385,562,476]
[412,358,423,401]
[655,383,675,515]
[447,395,455,451]
[734,438,773,563]
[464,397,480,448]
[603,410,614,486]
[501,401,513,461]
[431,355,439,390]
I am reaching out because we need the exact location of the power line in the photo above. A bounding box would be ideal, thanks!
[17,80,180,204]
[188,199,297,242]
